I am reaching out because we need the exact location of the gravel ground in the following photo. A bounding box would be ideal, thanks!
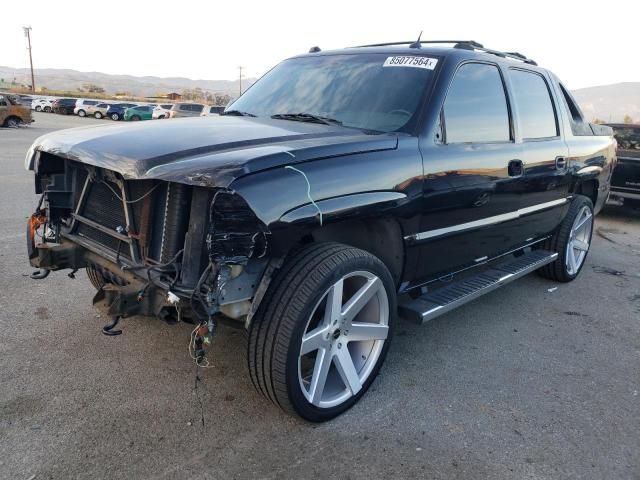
[1,112,639,480]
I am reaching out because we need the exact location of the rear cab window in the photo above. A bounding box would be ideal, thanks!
[442,62,511,144]
[557,83,592,136]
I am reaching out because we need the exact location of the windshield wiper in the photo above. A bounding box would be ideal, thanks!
[271,113,342,126]
[221,110,256,117]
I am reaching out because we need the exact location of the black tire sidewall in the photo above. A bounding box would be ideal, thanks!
[284,252,396,422]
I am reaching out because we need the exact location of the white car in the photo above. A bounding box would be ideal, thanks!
[152,104,174,119]
[31,98,54,113]
[74,99,101,117]
[200,105,225,116]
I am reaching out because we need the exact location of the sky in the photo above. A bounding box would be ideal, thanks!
[2,0,639,90]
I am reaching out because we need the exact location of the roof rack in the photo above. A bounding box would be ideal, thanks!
[352,40,537,66]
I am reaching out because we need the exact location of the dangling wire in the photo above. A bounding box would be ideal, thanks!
[285,165,323,226]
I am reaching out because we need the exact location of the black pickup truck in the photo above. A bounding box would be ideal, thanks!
[24,40,616,421]
[606,123,640,206]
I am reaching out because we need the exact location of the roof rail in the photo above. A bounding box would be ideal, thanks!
[353,40,483,48]
[352,40,537,66]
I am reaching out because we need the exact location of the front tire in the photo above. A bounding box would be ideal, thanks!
[538,195,594,282]
[43,106,51,113]
[35,105,42,112]
[248,243,395,422]
[78,110,86,117]
[86,266,107,290]
[110,113,120,121]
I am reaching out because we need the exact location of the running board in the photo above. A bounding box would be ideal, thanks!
[399,250,558,324]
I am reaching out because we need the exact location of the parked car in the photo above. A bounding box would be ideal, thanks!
[31,98,54,112]
[152,104,174,119]
[52,98,78,115]
[86,103,112,119]
[1,94,33,126]
[168,103,205,118]
[606,123,640,207]
[17,94,33,107]
[24,41,615,422]
[106,103,138,121]
[201,105,226,116]
[124,105,155,121]
[74,99,102,117]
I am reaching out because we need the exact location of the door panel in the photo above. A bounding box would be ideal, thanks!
[414,143,523,280]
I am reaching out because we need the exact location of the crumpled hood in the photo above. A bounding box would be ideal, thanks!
[31,116,398,186]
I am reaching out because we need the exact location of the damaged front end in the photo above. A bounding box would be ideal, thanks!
[27,154,271,356]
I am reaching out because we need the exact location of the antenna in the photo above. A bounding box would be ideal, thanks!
[409,31,423,49]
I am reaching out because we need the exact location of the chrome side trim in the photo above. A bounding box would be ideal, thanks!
[405,198,568,242]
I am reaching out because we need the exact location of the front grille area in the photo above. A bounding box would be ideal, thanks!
[68,165,192,265]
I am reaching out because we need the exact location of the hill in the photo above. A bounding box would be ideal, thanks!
[0,66,255,99]
[572,82,640,123]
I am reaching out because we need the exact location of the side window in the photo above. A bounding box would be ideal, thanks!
[0,96,7,107]
[179,104,190,111]
[558,83,592,136]
[509,69,558,139]
[443,63,510,144]
[192,105,204,113]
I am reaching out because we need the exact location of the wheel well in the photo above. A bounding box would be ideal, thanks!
[3,116,21,126]
[308,217,405,285]
[574,179,598,206]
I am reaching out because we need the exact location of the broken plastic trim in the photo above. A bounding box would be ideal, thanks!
[207,189,269,265]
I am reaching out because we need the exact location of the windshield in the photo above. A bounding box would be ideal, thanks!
[227,53,439,133]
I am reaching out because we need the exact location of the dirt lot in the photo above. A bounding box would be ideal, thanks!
[1,112,639,480]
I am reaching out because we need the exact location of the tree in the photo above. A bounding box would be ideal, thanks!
[83,83,105,94]
[623,115,633,124]
[214,93,231,106]
[592,117,605,124]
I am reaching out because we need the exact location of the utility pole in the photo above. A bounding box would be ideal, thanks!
[238,66,243,96]
[23,26,35,93]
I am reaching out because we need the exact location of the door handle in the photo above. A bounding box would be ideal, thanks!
[555,157,567,170]
[508,159,523,177]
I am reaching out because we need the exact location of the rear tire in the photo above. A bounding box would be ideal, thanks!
[247,242,395,422]
[537,195,594,282]
[44,106,51,113]
[3,117,20,127]
[35,106,42,112]
[94,112,103,119]
[110,113,120,121]
[131,115,141,121]
[86,266,107,290]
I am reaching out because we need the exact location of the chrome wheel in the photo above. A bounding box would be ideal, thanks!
[566,205,592,275]
[298,270,389,409]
